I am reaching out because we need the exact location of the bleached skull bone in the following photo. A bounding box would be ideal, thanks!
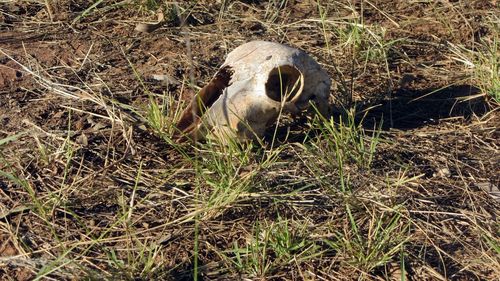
[176,40,331,141]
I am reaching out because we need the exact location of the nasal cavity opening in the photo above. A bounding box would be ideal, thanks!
[265,65,304,102]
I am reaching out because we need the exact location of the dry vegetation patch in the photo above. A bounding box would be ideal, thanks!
[0,0,499,280]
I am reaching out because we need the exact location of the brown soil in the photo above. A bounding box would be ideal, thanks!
[1,1,499,280]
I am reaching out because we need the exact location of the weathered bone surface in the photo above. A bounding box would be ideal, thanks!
[176,40,331,141]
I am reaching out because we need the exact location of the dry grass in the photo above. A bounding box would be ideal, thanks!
[0,0,499,280]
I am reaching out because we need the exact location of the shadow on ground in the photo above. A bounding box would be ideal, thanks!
[265,84,489,144]
[359,84,489,130]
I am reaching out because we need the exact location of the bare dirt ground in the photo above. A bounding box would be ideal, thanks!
[0,1,499,280]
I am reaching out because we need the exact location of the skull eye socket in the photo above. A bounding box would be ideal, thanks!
[265,65,304,103]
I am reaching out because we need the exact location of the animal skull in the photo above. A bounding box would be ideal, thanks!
[176,40,331,141]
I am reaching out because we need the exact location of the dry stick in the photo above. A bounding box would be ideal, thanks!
[135,10,166,33]
[78,42,94,72]
[361,0,394,127]
[44,0,54,22]
[364,0,400,28]
[174,3,200,279]
[317,1,351,109]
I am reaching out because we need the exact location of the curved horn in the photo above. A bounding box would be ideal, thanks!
[175,66,233,139]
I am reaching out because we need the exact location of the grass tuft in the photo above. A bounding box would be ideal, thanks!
[0,1,498,280]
